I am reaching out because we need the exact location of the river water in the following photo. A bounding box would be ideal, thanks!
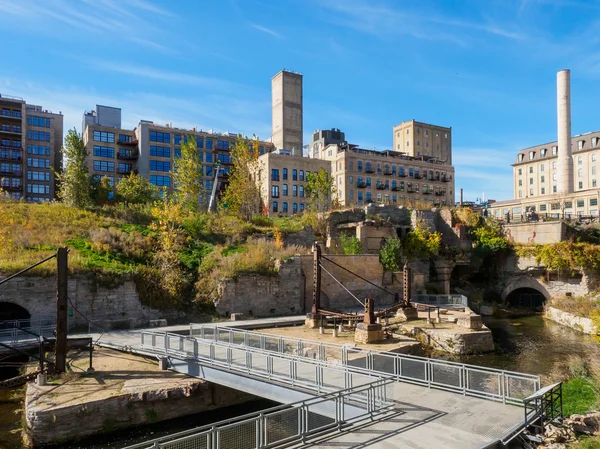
[1,315,598,448]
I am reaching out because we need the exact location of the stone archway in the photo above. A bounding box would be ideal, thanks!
[0,302,31,325]
[501,277,551,309]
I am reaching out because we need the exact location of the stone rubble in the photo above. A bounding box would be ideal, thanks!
[535,411,600,448]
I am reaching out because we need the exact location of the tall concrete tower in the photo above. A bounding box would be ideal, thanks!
[556,69,574,194]
[271,70,303,156]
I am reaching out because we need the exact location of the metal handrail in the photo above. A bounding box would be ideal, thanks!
[140,331,390,397]
[189,324,541,406]
[122,376,394,449]
[0,326,56,345]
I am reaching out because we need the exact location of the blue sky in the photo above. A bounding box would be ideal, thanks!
[2,0,600,202]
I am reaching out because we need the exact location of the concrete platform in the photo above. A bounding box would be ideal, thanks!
[294,383,523,448]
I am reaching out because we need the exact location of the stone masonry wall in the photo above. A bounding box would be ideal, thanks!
[300,254,400,312]
[0,276,179,330]
[214,258,305,317]
[546,306,598,335]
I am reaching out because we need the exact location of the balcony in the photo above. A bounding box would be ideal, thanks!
[435,191,446,196]
[0,125,21,135]
[383,170,393,176]
[407,188,414,193]
[2,185,22,192]
[391,186,401,191]
[376,184,387,190]
[423,190,432,195]
[364,167,375,173]
[117,151,139,160]
[117,168,137,175]
[118,139,138,146]
[1,111,22,120]
[413,173,422,179]
[441,176,451,183]
[356,181,367,188]
[398,172,407,177]
[0,169,22,177]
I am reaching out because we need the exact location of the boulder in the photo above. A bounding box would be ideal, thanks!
[479,305,494,316]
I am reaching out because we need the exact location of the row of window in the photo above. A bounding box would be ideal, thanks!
[27,158,50,168]
[150,160,170,172]
[0,163,20,174]
[271,168,309,181]
[27,131,50,142]
[93,131,115,143]
[28,171,50,181]
[272,202,305,214]
[497,199,599,216]
[1,138,21,148]
[1,178,20,187]
[271,184,305,198]
[1,125,21,133]
[0,149,21,160]
[519,179,599,197]
[27,145,50,156]
[520,139,600,162]
[93,160,114,172]
[518,155,598,176]
[27,116,51,128]
[27,184,50,194]
[2,109,21,118]
[94,146,114,158]
[149,175,170,187]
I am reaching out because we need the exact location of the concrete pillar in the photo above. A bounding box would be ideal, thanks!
[433,260,455,295]
[557,69,574,194]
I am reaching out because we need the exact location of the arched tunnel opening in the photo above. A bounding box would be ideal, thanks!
[505,288,547,309]
[0,302,31,327]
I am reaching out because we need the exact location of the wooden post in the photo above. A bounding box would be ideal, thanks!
[55,247,68,374]
[403,263,412,306]
[312,243,321,315]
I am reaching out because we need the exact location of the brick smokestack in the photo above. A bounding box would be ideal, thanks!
[557,69,573,194]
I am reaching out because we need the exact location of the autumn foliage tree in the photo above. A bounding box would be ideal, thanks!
[221,136,262,220]
[116,172,159,204]
[57,128,93,208]
[173,135,204,210]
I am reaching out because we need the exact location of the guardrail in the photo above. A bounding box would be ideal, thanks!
[0,318,56,329]
[122,377,394,449]
[0,326,56,345]
[140,331,392,398]
[189,325,541,406]
[412,294,468,308]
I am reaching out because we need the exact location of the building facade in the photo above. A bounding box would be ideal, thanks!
[393,120,452,164]
[257,150,331,216]
[82,105,274,199]
[318,143,454,208]
[0,93,63,201]
[489,131,600,218]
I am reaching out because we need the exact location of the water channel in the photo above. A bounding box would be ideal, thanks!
[1,315,598,449]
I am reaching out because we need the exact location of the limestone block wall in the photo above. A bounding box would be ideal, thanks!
[0,276,178,330]
[411,210,436,233]
[214,258,305,317]
[364,204,411,224]
[356,222,398,254]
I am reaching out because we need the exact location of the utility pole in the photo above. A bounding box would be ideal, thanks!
[55,247,68,374]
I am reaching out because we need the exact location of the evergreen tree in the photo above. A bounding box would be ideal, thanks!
[221,136,262,220]
[116,172,159,204]
[57,128,92,208]
[173,135,203,210]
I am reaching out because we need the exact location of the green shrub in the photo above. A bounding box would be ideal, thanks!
[339,233,362,255]
[379,237,403,271]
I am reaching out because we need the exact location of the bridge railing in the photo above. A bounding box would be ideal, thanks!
[121,376,395,449]
[190,324,541,406]
[0,326,56,345]
[140,331,394,402]
[412,294,468,308]
[0,318,56,330]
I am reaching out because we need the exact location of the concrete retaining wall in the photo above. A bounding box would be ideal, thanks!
[546,306,598,335]
[504,221,567,245]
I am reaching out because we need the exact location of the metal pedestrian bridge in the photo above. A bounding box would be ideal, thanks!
[119,324,546,449]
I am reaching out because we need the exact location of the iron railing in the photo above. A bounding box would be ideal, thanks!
[0,318,56,329]
[122,377,394,449]
[140,331,391,397]
[412,294,469,308]
[189,325,541,406]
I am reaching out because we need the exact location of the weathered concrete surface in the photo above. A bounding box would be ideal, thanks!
[214,257,305,317]
[546,306,598,335]
[0,276,179,330]
[25,348,256,446]
[504,221,567,245]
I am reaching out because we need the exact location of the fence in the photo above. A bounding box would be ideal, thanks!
[140,331,392,398]
[122,377,394,449]
[189,324,541,406]
[411,294,468,309]
[0,326,56,345]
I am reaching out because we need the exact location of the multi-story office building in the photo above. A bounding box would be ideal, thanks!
[0,93,63,201]
[490,70,600,219]
[318,142,454,208]
[82,105,274,199]
[393,120,452,164]
[257,149,331,216]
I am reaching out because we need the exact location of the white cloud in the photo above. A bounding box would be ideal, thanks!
[250,23,284,39]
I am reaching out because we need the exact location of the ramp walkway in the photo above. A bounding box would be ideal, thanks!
[112,325,543,449]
